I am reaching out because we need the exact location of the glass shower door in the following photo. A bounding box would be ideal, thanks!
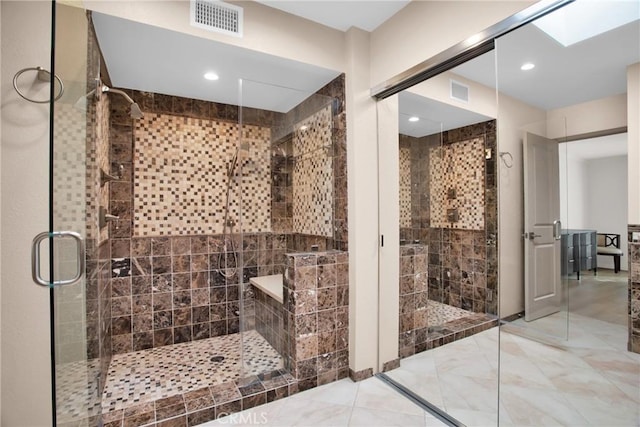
[47,3,101,425]
[237,77,343,396]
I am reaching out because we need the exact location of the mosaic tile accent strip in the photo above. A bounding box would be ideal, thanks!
[292,105,333,238]
[53,102,87,238]
[429,137,485,230]
[133,113,271,236]
[102,330,282,413]
[399,146,412,228]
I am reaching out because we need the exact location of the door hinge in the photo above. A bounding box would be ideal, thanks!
[381,235,384,247]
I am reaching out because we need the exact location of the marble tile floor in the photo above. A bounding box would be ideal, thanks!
[199,377,448,427]
[203,311,639,427]
[387,312,639,427]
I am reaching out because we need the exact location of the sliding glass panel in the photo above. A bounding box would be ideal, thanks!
[383,49,500,425]
[496,1,639,425]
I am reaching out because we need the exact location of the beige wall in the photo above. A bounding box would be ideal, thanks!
[628,63,640,224]
[1,1,53,425]
[547,94,627,140]
[407,70,498,118]
[370,0,535,87]
[84,0,346,73]
[377,95,400,369]
[345,27,380,374]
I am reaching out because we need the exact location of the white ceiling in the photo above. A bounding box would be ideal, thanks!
[93,0,638,143]
[400,3,639,140]
[566,133,628,160]
[398,91,492,137]
[92,12,340,113]
[453,18,640,111]
[254,0,411,31]
[91,1,410,113]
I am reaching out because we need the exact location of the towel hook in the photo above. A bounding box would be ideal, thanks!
[13,66,64,104]
[499,151,514,169]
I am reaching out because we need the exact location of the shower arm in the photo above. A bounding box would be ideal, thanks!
[102,85,136,104]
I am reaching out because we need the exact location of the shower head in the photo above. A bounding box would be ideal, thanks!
[130,102,144,119]
[101,85,144,119]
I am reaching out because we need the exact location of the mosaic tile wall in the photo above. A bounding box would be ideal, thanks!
[399,121,498,316]
[99,75,348,423]
[628,224,640,354]
[292,105,333,238]
[133,114,271,236]
[108,90,281,352]
[283,251,350,391]
[399,146,412,228]
[430,137,485,230]
[274,75,348,252]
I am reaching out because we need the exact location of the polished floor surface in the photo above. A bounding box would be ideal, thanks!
[203,269,638,426]
[200,377,448,427]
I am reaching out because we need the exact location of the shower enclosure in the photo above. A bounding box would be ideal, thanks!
[47,4,346,425]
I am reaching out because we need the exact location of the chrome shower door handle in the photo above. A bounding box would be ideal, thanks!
[31,231,85,287]
[553,220,562,240]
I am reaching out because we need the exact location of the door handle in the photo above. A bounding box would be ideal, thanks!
[523,232,542,240]
[553,220,562,240]
[31,231,85,287]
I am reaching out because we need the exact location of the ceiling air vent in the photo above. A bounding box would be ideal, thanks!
[190,0,243,37]
[450,80,469,103]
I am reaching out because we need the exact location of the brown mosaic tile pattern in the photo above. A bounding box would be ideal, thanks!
[102,368,296,427]
[292,105,333,238]
[55,358,102,423]
[102,330,282,413]
[399,146,412,228]
[628,225,640,354]
[430,137,485,230]
[133,113,271,236]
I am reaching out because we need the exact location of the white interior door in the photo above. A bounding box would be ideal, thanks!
[524,132,562,321]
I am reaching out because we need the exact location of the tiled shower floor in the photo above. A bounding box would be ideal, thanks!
[426,300,472,325]
[102,330,283,413]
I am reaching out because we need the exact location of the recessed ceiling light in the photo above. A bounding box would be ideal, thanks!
[299,125,308,131]
[408,116,420,122]
[521,62,535,71]
[204,72,219,81]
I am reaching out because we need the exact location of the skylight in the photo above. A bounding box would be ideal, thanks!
[533,0,640,47]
